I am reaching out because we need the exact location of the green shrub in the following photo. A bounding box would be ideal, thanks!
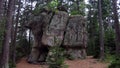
[109,57,120,68]
[16,38,30,60]
[9,60,16,68]
[65,54,75,60]
[104,48,116,63]
[46,46,68,68]
[105,28,115,55]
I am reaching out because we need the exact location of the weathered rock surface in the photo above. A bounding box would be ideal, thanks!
[42,11,69,46]
[26,9,87,63]
[27,12,53,63]
[63,15,87,59]
[66,49,86,59]
[63,15,87,47]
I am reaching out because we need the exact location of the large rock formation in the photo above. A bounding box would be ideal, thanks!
[26,8,87,63]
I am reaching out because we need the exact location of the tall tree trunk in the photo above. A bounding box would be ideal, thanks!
[0,0,4,20]
[28,30,31,54]
[3,0,7,16]
[88,5,96,55]
[11,0,21,65]
[76,0,79,12]
[0,0,15,68]
[98,0,104,60]
[112,0,120,55]
[0,0,4,59]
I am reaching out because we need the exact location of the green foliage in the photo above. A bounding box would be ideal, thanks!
[87,0,115,59]
[104,28,119,67]
[101,0,111,19]
[47,0,58,11]
[47,46,68,68]
[103,29,115,64]
[0,19,5,53]
[105,53,116,63]
[32,0,59,16]
[16,37,30,60]
[86,0,100,57]
[109,56,120,68]
[87,13,100,58]
[65,54,75,60]
[46,37,68,68]
[70,11,79,15]
[87,28,115,58]
[32,6,41,15]
[79,2,86,16]
[9,60,16,68]
[105,28,115,54]
[87,35,100,58]
[70,1,86,16]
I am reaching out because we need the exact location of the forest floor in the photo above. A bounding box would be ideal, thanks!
[16,56,109,68]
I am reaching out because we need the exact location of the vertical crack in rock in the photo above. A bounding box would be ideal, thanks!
[63,15,87,59]
[27,11,55,63]
[26,9,87,63]
[42,11,69,46]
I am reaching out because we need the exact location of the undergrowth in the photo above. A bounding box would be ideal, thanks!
[46,46,68,68]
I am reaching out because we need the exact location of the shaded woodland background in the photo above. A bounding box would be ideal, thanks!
[0,0,120,68]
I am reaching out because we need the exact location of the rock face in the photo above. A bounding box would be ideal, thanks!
[66,49,86,59]
[26,9,87,63]
[63,15,87,59]
[42,11,69,46]
[63,15,87,47]
[26,12,53,63]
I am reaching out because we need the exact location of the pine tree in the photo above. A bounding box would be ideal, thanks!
[98,0,104,60]
[0,0,15,68]
[112,0,120,55]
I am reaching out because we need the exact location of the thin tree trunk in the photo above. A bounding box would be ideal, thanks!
[0,0,15,68]
[76,0,79,12]
[88,6,96,55]
[112,0,120,55]
[98,0,104,60]
[0,0,4,59]
[3,0,7,16]
[0,0,4,20]
[11,0,21,64]
[28,30,31,54]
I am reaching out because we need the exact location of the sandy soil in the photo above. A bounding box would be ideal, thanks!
[16,56,109,68]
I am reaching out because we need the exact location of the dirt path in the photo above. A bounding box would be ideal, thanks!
[16,56,109,68]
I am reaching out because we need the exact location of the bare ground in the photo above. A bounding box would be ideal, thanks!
[16,56,109,68]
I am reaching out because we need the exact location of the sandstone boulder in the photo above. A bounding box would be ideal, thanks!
[42,11,69,46]
[63,15,87,59]
[27,12,53,63]
[63,15,87,48]
[26,10,88,63]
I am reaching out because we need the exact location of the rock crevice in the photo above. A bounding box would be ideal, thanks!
[26,9,87,63]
